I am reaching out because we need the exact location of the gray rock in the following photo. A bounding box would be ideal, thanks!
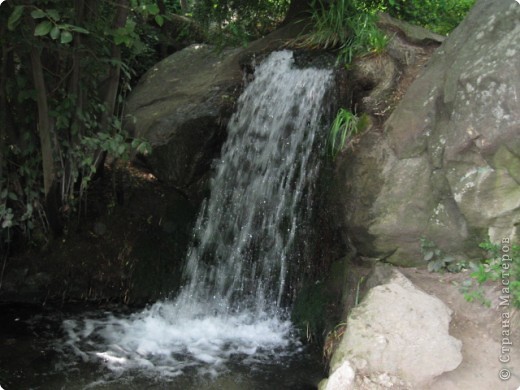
[377,13,446,45]
[333,0,520,265]
[124,44,243,201]
[327,266,462,388]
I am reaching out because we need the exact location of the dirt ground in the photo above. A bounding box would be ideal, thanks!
[400,267,520,390]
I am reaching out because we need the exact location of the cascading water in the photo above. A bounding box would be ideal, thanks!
[62,50,333,384]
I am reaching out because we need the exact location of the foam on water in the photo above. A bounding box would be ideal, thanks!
[63,303,298,379]
[62,50,332,381]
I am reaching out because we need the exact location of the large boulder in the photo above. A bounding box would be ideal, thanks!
[124,22,310,203]
[321,265,462,389]
[333,0,520,265]
[124,44,242,202]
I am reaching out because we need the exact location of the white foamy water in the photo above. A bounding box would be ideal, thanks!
[63,303,297,379]
[63,51,332,380]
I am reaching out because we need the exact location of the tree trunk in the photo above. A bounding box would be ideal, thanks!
[180,0,188,13]
[100,0,129,131]
[69,0,85,135]
[31,45,64,235]
[61,0,86,201]
[30,46,55,198]
[94,0,130,172]
[0,27,9,182]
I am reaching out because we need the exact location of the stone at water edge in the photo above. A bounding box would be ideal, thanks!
[327,266,462,387]
[318,360,356,390]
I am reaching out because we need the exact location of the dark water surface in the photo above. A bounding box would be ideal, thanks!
[0,303,323,390]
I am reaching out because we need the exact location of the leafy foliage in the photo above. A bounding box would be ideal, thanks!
[420,238,466,273]
[1,0,156,251]
[192,0,290,47]
[357,0,476,35]
[294,0,474,65]
[293,0,389,64]
[461,240,520,308]
[328,109,368,159]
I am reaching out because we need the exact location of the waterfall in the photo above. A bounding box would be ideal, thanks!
[177,50,332,315]
[62,50,333,380]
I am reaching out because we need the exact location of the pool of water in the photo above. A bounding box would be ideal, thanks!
[0,303,324,390]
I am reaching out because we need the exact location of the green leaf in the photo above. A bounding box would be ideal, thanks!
[2,219,13,229]
[8,192,18,201]
[147,4,160,15]
[155,15,164,27]
[137,142,151,155]
[60,30,73,44]
[47,9,60,21]
[125,19,137,32]
[424,251,434,262]
[8,5,25,31]
[431,259,444,272]
[117,144,126,156]
[67,25,90,34]
[114,30,129,46]
[112,118,122,130]
[50,26,60,40]
[443,255,455,263]
[34,21,53,36]
[31,9,47,19]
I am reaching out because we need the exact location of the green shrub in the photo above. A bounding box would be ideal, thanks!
[192,0,289,47]
[300,0,353,50]
[328,109,368,158]
[358,0,476,35]
[339,13,389,63]
[461,240,520,308]
[420,237,466,273]
[292,0,389,64]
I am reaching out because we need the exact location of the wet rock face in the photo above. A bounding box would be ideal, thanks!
[124,44,244,203]
[333,0,520,265]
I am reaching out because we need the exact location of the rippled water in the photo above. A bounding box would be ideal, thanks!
[62,303,298,379]
[0,304,323,389]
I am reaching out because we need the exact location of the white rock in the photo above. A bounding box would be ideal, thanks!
[329,268,462,387]
[323,360,356,390]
